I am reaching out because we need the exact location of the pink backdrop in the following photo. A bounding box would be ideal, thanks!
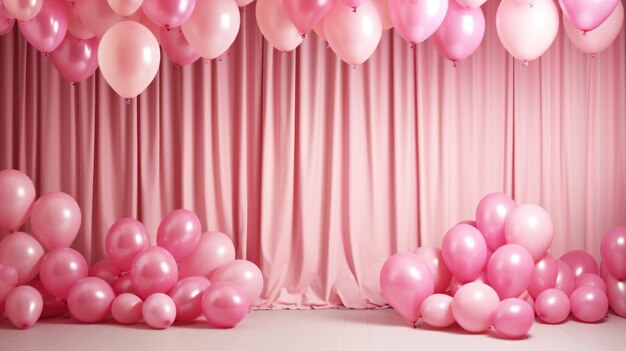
[1,3,625,308]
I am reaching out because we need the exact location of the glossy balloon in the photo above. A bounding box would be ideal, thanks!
[2,0,42,21]
[30,192,82,250]
[0,264,17,303]
[113,272,137,295]
[504,203,553,260]
[156,209,201,262]
[107,0,143,16]
[179,231,236,279]
[456,0,486,7]
[600,227,626,280]
[559,0,619,32]
[599,260,610,281]
[555,259,576,295]
[535,288,570,324]
[432,0,485,63]
[67,277,115,323]
[560,250,598,277]
[575,273,607,292]
[88,260,121,286]
[487,244,534,299]
[169,276,211,321]
[25,280,67,318]
[50,34,99,82]
[491,298,534,339]
[448,271,489,296]
[211,259,264,303]
[17,0,67,53]
[130,246,178,299]
[475,193,516,251]
[452,282,500,332]
[563,2,624,54]
[111,293,143,324]
[40,248,88,299]
[283,0,333,35]
[63,1,94,39]
[256,0,303,52]
[76,0,122,37]
[160,26,200,66]
[4,285,43,329]
[415,246,452,293]
[442,224,488,282]
[606,274,626,318]
[202,281,250,328]
[0,232,45,284]
[181,0,240,60]
[570,286,608,322]
[0,169,36,232]
[142,293,176,329]
[419,293,454,328]
[388,0,448,45]
[141,0,196,28]
[105,218,151,272]
[528,253,558,298]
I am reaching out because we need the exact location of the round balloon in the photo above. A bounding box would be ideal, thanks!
[202,281,249,328]
[601,227,626,280]
[570,286,608,323]
[442,224,488,282]
[178,231,236,279]
[50,34,99,82]
[142,293,176,329]
[111,293,143,324]
[475,193,517,251]
[106,218,151,272]
[130,246,178,299]
[211,259,264,303]
[491,298,534,339]
[256,0,303,52]
[535,288,570,324]
[419,293,454,328]
[452,282,500,332]
[39,247,88,299]
[4,285,43,329]
[169,276,211,321]
[0,232,45,284]
[560,250,598,277]
[156,209,202,262]
[30,192,81,250]
[67,277,115,323]
[504,203,553,260]
[181,0,240,60]
[17,0,67,53]
[563,2,624,55]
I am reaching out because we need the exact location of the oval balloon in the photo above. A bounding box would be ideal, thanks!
[201,281,249,328]
[39,247,88,299]
[601,227,626,280]
[105,218,151,272]
[50,34,99,82]
[475,193,517,252]
[178,231,236,279]
[442,224,488,282]
[563,1,623,55]
[487,244,535,299]
[3,0,42,21]
[156,209,202,262]
[160,26,200,66]
[388,0,448,45]
[535,288,570,323]
[211,259,264,303]
[559,0,619,32]
[142,292,176,329]
[504,203,553,260]
[111,293,143,324]
[452,282,500,332]
[30,192,82,250]
[67,277,115,323]
[4,285,43,329]
[168,276,211,321]
[256,0,303,52]
[432,0,485,63]
[17,0,67,53]
[283,0,333,35]
[181,0,240,60]
[0,169,36,232]
[130,246,178,299]
[0,232,45,284]
[528,253,558,298]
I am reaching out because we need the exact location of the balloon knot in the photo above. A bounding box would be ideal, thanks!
[239,6,246,13]
[590,54,596,59]
[452,61,457,68]
[44,52,49,57]
[410,43,415,49]
[165,26,171,31]
[582,31,588,36]
[71,82,77,87]
[125,98,131,105]
[301,33,306,39]
[353,7,357,12]
[523,60,529,66]
[353,65,357,70]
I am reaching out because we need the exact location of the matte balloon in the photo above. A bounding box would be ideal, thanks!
[432,0,485,63]
[420,293,454,328]
[179,231,236,279]
[156,209,201,262]
[606,274,626,318]
[67,277,115,323]
[442,224,488,282]
[575,273,607,292]
[160,26,200,66]
[89,260,121,286]
[452,282,500,332]
[108,0,143,16]
[487,244,535,299]
[130,246,178,299]
[570,286,609,322]
[142,293,176,329]
[105,218,151,272]
[535,288,570,324]
[559,0,619,32]
[40,248,88,299]
[211,259,264,303]
[169,276,211,321]
[17,0,67,53]
[2,0,42,21]
[388,0,448,45]
[181,0,240,60]
[30,192,81,250]
[141,0,195,28]
[456,0,486,7]
[560,250,598,277]
[283,0,333,35]
[0,264,17,303]
[76,0,122,37]
[0,16,13,35]
[25,280,67,318]
[4,285,43,329]
[111,293,143,324]
[563,2,623,54]
[113,272,137,295]
[0,232,45,284]
[0,169,35,232]
[555,259,576,295]
[475,193,517,251]
[325,1,382,65]
[528,253,558,298]
[504,203,553,260]
[256,0,303,52]
[491,298,534,339]
[202,281,249,328]
[414,246,452,293]
[373,0,392,30]
[63,1,94,39]
[601,227,626,280]
[50,34,99,82]
[380,253,434,324]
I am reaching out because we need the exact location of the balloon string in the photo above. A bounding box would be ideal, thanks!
[523,61,529,67]
[352,7,357,13]
[410,44,415,49]
[452,61,457,68]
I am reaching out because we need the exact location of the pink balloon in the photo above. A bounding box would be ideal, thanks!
[0,1,13,18]
[181,0,240,60]
[563,2,623,55]
[0,264,17,303]
[576,273,607,292]
[25,280,67,318]
[535,288,570,324]
[519,290,535,310]
[156,209,201,262]
[76,0,122,37]
[313,19,325,40]
[2,0,42,21]
[414,246,452,293]
[325,1,382,65]
[419,293,454,328]
[373,0,392,30]
[456,0,486,8]
[379,253,434,324]
[256,0,303,52]
[111,293,143,324]
[504,204,553,260]
[30,192,81,250]
[491,298,534,339]
[559,0,619,32]
[560,250,598,277]
[130,246,178,299]
[113,272,137,295]
[487,244,535,299]
[108,0,143,16]
[88,260,121,286]
[442,224,488,282]
[141,0,195,28]
[142,293,176,329]
[432,0,485,63]
[606,274,626,318]
[570,286,609,322]
[50,34,99,83]
[40,248,88,299]
[283,0,333,35]
[339,0,368,9]
[528,253,558,298]
[452,282,499,332]
[169,276,211,321]
[0,16,13,35]
[601,227,626,280]
[0,169,35,232]
[555,259,576,295]
[4,285,43,329]
[211,259,264,303]
[160,26,200,66]
[202,281,250,328]
[0,232,45,284]
[17,0,67,53]
[448,271,489,296]
[105,218,151,272]
[63,0,94,39]
[599,260,610,281]
[67,277,115,323]
[496,0,559,62]
[179,231,236,279]
[475,193,517,251]
[388,0,448,45]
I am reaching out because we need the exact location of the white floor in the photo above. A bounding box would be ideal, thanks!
[0,309,625,351]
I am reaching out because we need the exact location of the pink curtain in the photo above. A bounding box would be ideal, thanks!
[1,3,625,309]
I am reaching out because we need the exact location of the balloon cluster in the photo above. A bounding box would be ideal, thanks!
[0,169,264,330]
[380,192,626,339]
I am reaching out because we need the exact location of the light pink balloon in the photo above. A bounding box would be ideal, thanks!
[528,253,558,298]
[211,259,264,303]
[142,293,176,329]
[141,0,195,28]
[325,1,383,65]
[156,209,201,262]
[256,0,303,52]
[130,246,178,299]
[560,250,598,277]
[160,26,200,66]
[388,0,448,45]
[179,231,236,279]
[535,288,570,324]
[599,260,610,281]
[576,273,607,292]
[111,293,143,324]
[181,0,240,60]
[25,280,67,318]
[283,0,333,35]
[563,1,623,55]
[339,0,368,9]
[504,203,553,260]
[0,232,45,284]
[30,192,81,250]
[570,286,609,322]
[202,281,250,328]
[606,274,626,318]
[169,276,211,321]
[555,259,576,295]
[420,293,454,328]
[0,1,14,18]
[475,193,517,251]
[2,0,42,21]
[0,16,13,34]
[432,0,485,63]
[442,224,488,283]
[0,169,35,232]
[487,244,535,299]
[89,260,121,286]
[63,1,94,39]
[5,285,43,329]
[601,227,626,280]
[414,246,453,293]
[113,272,137,295]
[17,0,67,53]
[496,0,559,62]
[76,0,122,37]
[491,298,534,339]
[40,248,88,299]
[456,0,486,8]
[67,277,115,323]
[0,264,18,303]
[380,253,434,324]
[50,34,99,83]
[108,0,143,16]
[452,282,500,332]
[105,218,151,272]
[559,0,619,32]
[373,0,392,30]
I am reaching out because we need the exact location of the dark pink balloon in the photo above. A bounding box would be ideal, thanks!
[67,277,115,323]
[105,218,151,272]
[50,34,99,82]
[601,227,626,280]
[0,169,36,232]
[432,0,485,63]
[575,273,607,292]
[169,276,210,321]
[29,192,82,250]
[202,281,249,328]
[211,260,263,303]
[535,288,570,324]
[414,246,452,293]
[141,0,196,28]
[555,259,576,295]
[559,0,619,31]
[0,231,45,284]
[528,253,558,299]
[179,231,235,279]
[491,298,534,339]
[0,264,18,303]
[570,286,608,323]
[157,209,201,262]
[487,244,535,299]
[26,280,68,319]
[283,0,334,35]
[160,26,199,66]
[39,248,88,299]
[388,0,448,45]
[111,293,143,324]
[130,246,178,299]
[17,0,67,53]
[475,193,516,252]
[113,272,136,295]
[606,274,626,318]
[560,250,598,277]
[442,224,488,283]
[4,285,43,329]
[142,293,176,329]
[88,260,121,286]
